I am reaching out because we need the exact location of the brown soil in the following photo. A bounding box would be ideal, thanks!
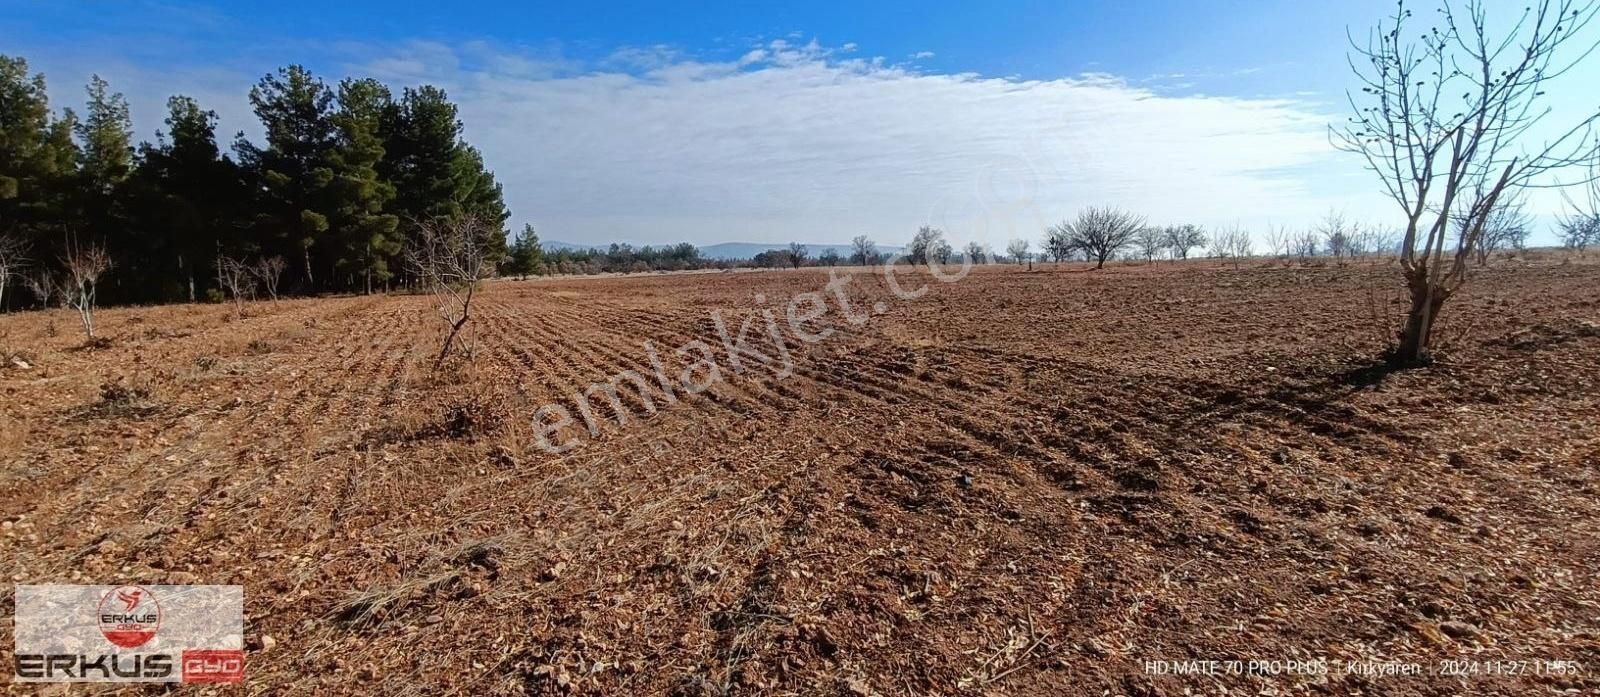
[2,256,1598,695]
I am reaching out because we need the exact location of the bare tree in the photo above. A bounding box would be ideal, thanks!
[964,241,988,264]
[23,269,58,309]
[1161,224,1207,260]
[787,242,808,269]
[215,255,256,317]
[253,255,286,302]
[1055,207,1145,269]
[1005,238,1031,267]
[62,240,111,341]
[907,226,944,265]
[1264,224,1291,259]
[1456,191,1531,266]
[1560,150,1600,255]
[1318,210,1355,264]
[1042,224,1074,263]
[1562,216,1599,253]
[1334,0,1600,363]
[850,235,878,265]
[1133,227,1164,263]
[1366,228,1401,258]
[407,215,495,366]
[1291,230,1321,259]
[1228,226,1254,261]
[0,233,28,311]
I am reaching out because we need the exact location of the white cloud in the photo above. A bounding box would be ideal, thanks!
[408,43,1383,246]
[911,51,936,60]
[24,39,1397,248]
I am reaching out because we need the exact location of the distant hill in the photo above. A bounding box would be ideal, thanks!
[542,240,904,260]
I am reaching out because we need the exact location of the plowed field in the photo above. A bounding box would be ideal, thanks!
[3,258,1598,695]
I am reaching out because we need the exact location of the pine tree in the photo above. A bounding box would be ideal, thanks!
[379,86,511,266]
[505,223,544,278]
[329,78,400,293]
[125,96,245,301]
[240,65,336,292]
[0,56,79,263]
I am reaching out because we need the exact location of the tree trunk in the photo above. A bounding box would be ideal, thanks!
[1395,272,1448,364]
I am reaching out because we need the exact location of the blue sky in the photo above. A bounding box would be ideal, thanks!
[2,0,1590,247]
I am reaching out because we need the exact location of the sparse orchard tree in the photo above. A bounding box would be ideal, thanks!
[787,242,808,269]
[906,226,944,265]
[1161,224,1206,260]
[1265,224,1291,259]
[964,241,988,264]
[1458,192,1530,266]
[1366,228,1401,258]
[215,255,256,316]
[1561,216,1599,253]
[1319,210,1355,264]
[850,235,878,265]
[1043,224,1074,263]
[1056,206,1145,269]
[407,215,495,367]
[1208,230,1232,260]
[1559,153,1600,255]
[1334,0,1600,363]
[23,269,58,309]
[62,240,112,341]
[1134,226,1164,263]
[0,233,28,311]
[1228,226,1254,261]
[1005,238,1031,267]
[253,255,286,302]
[818,248,841,266]
[1293,230,1321,259]
[932,239,953,264]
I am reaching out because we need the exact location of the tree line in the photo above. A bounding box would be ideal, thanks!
[0,54,508,309]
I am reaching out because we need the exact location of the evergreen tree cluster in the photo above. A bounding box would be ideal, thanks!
[0,55,509,306]
[540,242,725,275]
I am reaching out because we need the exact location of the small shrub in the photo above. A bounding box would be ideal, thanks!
[92,380,157,417]
[245,339,272,355]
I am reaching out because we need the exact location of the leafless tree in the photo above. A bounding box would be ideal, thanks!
[1264,224,1292,259]
[1055,207,1145,269]
[1365,228,1402,258]
[1042,224,1074,263]
[1562,216,1599,253]
[1560,149,1600,255]
[407,215,495,366]
[906,226,946,265]
[1229,227,1254,260]
[253,255,286,302]
[1318,210,1356,264]
[787,242,808,269]
[1457,191,1531,266]
[62,240,111,340]
[1006,238,1031,267]
[1334,0,1600,363]
[963,241,987,264]
[0,233,28,311]
[1134,227,1164,263]
[215,255,256,316]
[1292,230,1321,259]
[1209,225,1253,266]
[850,235,878,265]
[23,269,58,308]
[1161,224,1207,260]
